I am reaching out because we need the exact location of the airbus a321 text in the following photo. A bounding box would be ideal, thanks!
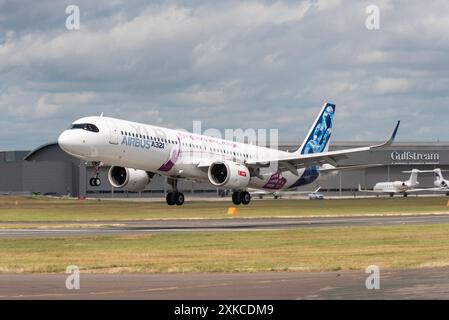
[58,102,400,206]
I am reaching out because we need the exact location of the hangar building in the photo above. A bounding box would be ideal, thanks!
[1,141,448,197]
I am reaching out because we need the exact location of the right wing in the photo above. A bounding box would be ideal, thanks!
[246,121,400,174]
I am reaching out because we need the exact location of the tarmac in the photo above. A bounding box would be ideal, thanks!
[1,268,448,299]
[1,214,449,238]
[2,213,449,299]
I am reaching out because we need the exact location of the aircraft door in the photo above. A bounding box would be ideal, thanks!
[106,119,119,145]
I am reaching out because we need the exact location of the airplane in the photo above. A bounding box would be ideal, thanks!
[410,168,449,195]
[358,169,435,197]
[248,187,322,200]
[57,101,400,206]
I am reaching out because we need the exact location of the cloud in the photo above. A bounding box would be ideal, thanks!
[1,0,449,150]
[375,77,412,94]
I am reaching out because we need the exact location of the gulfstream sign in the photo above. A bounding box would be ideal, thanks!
[390,151,440,162]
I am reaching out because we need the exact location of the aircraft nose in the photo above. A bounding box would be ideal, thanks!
[57,130,72,152]
[58,129,88,157]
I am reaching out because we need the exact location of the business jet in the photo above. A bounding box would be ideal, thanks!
[58,102,400,206]
[358,169,434,197]
[248,187,322,200]
[412,168,449,195]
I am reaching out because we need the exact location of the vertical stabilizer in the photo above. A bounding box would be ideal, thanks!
[297,102,335,154]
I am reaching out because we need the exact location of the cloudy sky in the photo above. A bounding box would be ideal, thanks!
[1,0,448,150]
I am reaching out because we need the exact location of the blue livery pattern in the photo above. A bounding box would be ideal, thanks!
[290,102,336,189]
[300,103,335,154]
[289,166,320,188]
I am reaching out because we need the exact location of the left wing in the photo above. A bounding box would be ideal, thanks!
[246,121,400,173]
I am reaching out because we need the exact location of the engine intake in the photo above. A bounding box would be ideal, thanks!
[208,161,250,189]
[108,166,151,192]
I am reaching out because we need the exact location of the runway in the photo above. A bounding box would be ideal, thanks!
[2,215,449,299]
[1,214,449,238]
[1,268,449,299]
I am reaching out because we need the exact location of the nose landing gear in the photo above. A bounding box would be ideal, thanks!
[89,162,102,187]
[89,176,101,187]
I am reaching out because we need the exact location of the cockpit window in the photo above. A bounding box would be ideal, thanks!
[70,123,99,133]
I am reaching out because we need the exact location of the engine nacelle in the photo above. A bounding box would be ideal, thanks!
[108,166,150,192]
[207,161,250,189]
[393,180,418,189]
[392,181,407,189]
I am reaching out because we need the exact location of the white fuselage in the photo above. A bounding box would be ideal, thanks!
[373,181,415,193]
[58,116,320,191]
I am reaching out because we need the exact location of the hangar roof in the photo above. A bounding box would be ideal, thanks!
[23,142,78,163]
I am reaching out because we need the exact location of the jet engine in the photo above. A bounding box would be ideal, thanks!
[207,161,250,189]
[393,181,418,189]
[438,180,448,187]
[392,181,407,188]
[108,166,151,192]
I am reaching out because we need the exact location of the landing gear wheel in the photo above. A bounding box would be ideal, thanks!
[89,162,102,188]
[175,192,185,206]
[241,191,251,205]
[403,193,408,197]
[232,192,242,205]
[166,192,176,206]
[89,177,101,187]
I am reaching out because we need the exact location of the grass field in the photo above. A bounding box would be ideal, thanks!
[0,195,449,222]
[1,223,449,273]
[2,195,449,274]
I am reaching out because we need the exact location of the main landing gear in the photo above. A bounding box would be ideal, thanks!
[89,162,102,187]
[166,191,185,206]
[166,178,184,206]
[232,191,251,205]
